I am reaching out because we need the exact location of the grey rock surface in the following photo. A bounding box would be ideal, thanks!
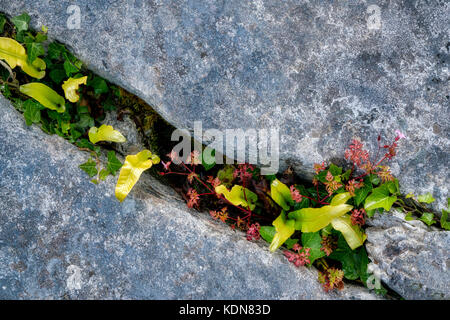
[366,210,450,300]
[0,96,379,299]
[1,0,448,210]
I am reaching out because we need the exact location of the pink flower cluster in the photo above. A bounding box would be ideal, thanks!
[284,244,311,267]
[246,223,261,241]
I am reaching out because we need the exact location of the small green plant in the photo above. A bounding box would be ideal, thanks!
[1,13,447,297]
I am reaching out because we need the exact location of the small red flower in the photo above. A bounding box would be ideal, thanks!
[246,223,261,241]
[290,185,303,203]
[209,207,228,222]
[233,163,254,184]
[345,179,363,196]
[324,171,342,195]
[319,268,344,292]
[284,245,311,267]
[345,139,369,166]
[187,172,198,184]
[320,236,336,256]
[314,162,326,174]
[187,188,200,208]
[351,208,366,226]
[207,176,221,188]
[376,165,394,182]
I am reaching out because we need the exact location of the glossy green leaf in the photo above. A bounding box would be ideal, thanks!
[301,232,326,265]
[289,201,353,233]
[0,37,46,78]
[215,185,258,210]
[419,212,436,226]
[26,42,45,63]
[329,234,369,282]
[88,124,126,144]
[269,212,295,252]
[88,76,109,94]
[79,158,98,178]
[259,226,298,249]
[19,83,66,113]
[330,214,367,250]
[115,150,159,202]
[11,13,30,32]
[364,184,397,212]
[417,192,435,204]
[98,169,110,181]
[23,99,43,126]
[202,147,215,171]
[107,151,123,175]
[354,176,372,206]
[62,76,87,102]
[270,179,293,210]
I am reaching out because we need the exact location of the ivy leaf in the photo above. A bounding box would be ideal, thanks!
[259,226,298,249]
[215,185,258,210]
[328,163,342,176]
[330,214,367,250]
[270,179,293,211]
[88,124,126,144]
[79,158,98,178]
[329,234,369,282]
[201,147,215,171]
[63,60,80,76]
[88,76,109,94]
[404,212,415,221]
[49,67,66,84]
[369,174,380,186]
[62,76,87,102]
[26,42,45,63]
[269,212,296,252]
[115,150,160,202]
[419,212,436,226]
[301,232,326,265]
[354,176,372,206]
[19,82,66,113]
[417,192,435,204]
[364,184,397,212]
[0,37,46,79]
[99,169,110,181]
[48,42,66,60]
[11,13,30,32]
[107,151,122,175]
[23,99,43,126]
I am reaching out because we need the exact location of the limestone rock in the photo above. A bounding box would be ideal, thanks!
[1,0,447,210]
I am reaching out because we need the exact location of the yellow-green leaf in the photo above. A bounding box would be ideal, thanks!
[330,192,352,206]
[115,150,159,202]
[0,37,46,79]
[270,179,293,210]
[62,76,87,102]
[269,212,296,252]
[88,124,126,144]
[215,184,258,210]
[19,82,65,113]
[331,214,367,250]
[289,203,353,233]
